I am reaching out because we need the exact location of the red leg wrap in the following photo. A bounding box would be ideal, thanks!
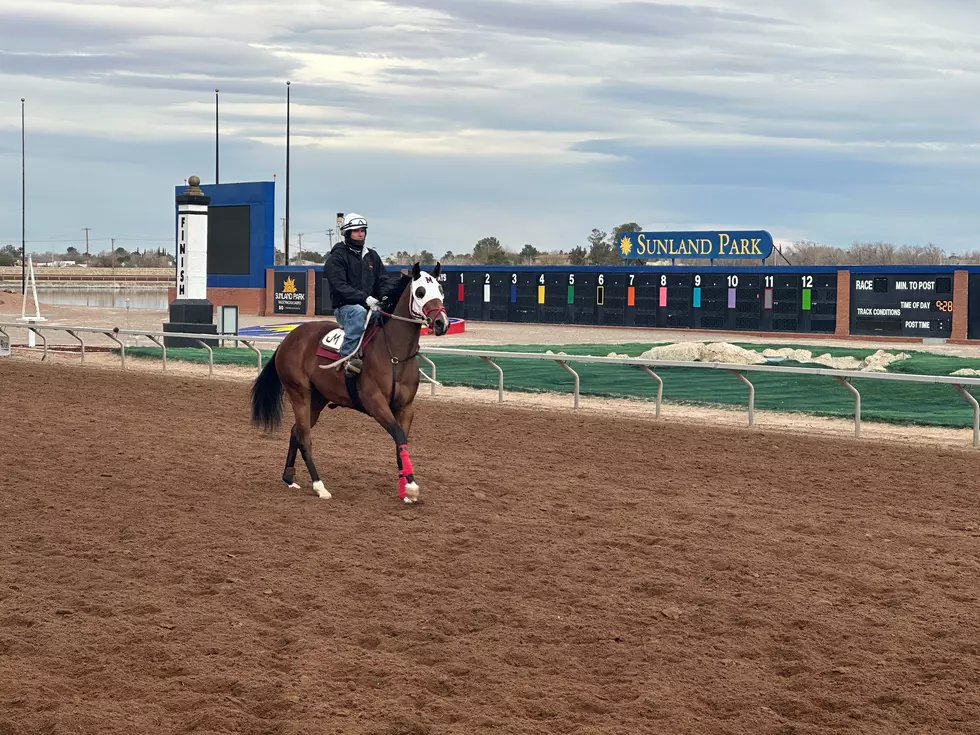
[397,444,414,478]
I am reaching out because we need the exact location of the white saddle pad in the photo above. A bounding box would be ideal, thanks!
[320,328,344,351]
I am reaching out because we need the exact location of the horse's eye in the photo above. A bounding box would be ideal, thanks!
[415,286,425,298]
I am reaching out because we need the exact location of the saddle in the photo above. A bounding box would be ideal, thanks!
[315,322,382,362]
[317,322,383,416]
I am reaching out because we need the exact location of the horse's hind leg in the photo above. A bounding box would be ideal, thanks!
[282,433,300,489]
[284,385,330,499]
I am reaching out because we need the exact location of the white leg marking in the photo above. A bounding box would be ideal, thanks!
[313,480,331,499]
[288,482,301,490]
[403,481,419,503]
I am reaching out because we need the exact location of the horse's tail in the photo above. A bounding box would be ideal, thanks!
[250,348,283,431]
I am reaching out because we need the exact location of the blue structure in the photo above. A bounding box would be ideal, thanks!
[173,180,275,290]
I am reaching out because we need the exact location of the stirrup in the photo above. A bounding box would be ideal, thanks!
[344,357,362,374]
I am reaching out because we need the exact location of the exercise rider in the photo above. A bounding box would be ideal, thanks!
[324,212,387,374]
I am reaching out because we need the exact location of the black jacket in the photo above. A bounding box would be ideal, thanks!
[325,242,387,309]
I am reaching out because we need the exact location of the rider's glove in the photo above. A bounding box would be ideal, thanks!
[365,295,380,311]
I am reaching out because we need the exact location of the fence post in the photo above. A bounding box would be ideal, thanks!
[952,384,979,448]
[105,330,125,370]
[66,330,85,363]
[557,360,580,409]
[480,357,504,403]
[728,370,755,426]
[418,354,438,396]
[835,377,861,437]
[144,334,168,371]
[641,365,663,418]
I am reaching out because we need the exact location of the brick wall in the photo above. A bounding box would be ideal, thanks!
[167,287,267,316]
[264,269,275,316]
[952,269,968,341]
[210,288,267,316]
[834,269,850,338]
[306,269,317,317]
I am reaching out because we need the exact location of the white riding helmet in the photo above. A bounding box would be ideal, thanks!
[340,213,368,233]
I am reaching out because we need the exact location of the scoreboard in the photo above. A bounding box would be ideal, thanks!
[312,264,980,340]
[850,273,953,338]
[435,267,838,335]
[311,263,980,341]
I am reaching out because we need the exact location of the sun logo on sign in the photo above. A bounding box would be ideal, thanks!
[619,235,633,256]
[282,276,297,293]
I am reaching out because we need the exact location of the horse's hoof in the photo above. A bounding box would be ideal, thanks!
[403,481,420,503]
[313,480,331,499]
[287,482,301,490]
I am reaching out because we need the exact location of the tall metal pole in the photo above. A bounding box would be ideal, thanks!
[215,89,219,184]
[21,97,25,295]
[285,81,290,266]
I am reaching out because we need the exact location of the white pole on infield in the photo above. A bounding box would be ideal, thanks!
[18,255,45,347]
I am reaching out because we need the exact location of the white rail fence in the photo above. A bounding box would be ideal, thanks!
[2,320,980,447]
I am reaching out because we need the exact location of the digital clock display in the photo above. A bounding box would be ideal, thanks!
[851,274,953,338]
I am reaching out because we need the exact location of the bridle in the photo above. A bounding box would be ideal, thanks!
[376,277,449,366]
[379,275,448,329]
[377,303,446,328]
[317,277,447,374]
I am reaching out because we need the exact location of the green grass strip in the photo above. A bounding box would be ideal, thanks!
[118,341,980,429]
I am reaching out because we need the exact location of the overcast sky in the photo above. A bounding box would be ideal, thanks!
[1,0,979,258]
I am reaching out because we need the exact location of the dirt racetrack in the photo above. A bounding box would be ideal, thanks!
[1,359,979,734]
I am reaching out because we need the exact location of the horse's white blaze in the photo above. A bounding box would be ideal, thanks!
[313,480,331,499]
[410,272,445,320]
[404,481,419,503]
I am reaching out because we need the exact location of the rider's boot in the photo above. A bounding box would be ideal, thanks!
[345,354,362,374]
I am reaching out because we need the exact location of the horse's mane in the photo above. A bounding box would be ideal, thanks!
[378,271,412,310]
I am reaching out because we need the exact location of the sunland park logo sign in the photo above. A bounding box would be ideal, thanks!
[273,271,307,314]
[616,230,775,260]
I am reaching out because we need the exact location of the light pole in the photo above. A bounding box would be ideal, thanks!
[215,88,220,184]
[285,81,291,266]
[20,96,25,294]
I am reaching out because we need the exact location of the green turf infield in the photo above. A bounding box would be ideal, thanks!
[118,341,980,429]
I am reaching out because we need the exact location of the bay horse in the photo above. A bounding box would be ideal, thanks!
[249,262,450,503]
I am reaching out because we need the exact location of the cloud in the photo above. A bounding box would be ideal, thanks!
[1,0,980,255]
[383,0,794,40]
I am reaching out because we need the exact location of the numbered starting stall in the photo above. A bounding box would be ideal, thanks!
[411,237,980,343]
[437,230,814,332]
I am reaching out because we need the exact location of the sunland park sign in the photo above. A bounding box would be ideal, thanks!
[273,271,307,314]
[617,230,775,260]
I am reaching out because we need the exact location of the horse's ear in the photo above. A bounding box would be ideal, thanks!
[432,262,441,278]
[412,262,421,279]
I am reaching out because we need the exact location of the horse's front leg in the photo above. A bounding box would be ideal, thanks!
[361,390,420,503]
[393,402,419,503]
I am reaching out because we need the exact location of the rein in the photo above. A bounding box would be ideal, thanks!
[378,300,447,362]
[380,313,421,365]
[317,306,426,370]
[378,309,425,325]
[378,300,447,406]
[318,287,447,405]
